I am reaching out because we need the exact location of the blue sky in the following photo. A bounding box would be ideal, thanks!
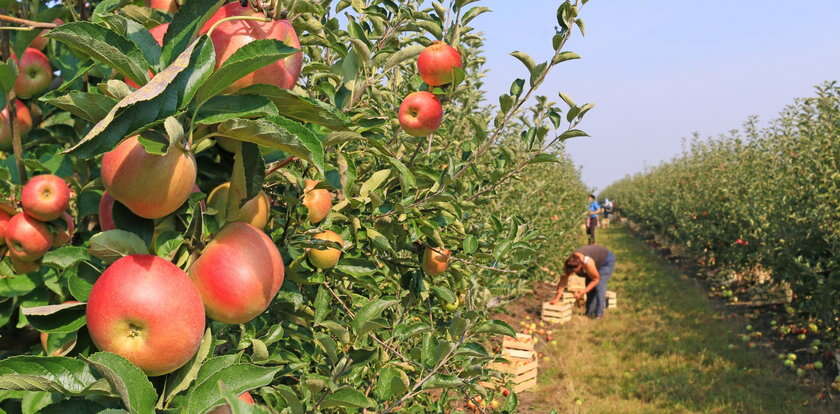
[470,1,840,191]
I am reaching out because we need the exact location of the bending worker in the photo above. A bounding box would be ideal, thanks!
[550,244,616,319]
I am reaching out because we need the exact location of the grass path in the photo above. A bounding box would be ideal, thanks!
[517,226,833,413]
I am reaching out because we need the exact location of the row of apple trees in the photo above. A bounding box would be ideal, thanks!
[0,0,591,412]
[602,81,840,370]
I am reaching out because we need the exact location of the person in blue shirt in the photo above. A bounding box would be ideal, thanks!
[586,194,601,244]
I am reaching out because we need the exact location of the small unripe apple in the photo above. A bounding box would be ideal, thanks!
[13,48,53,99]
[417,41,463,86]
[307,230,343,269]
[0,100,33,152]
[189,223,285,324]
[208,392,255,414]
[442,298,459,312]
[101,136,197,219]
[199,3,302,92]
[422,246,450,275]
[207,182,271,229]
[4,213,53,261]
[398,91,443,137]
[87,255,205,376]
[21,174,71,222]
[302,179,332,224]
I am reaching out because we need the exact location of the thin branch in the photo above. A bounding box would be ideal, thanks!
[0,14,56,28]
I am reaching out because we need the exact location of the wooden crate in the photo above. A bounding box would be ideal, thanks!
[606,290,618,309]
[502,333,535,360]
[542,301,573,324]
[567,275,586,291]
[485,356,538,393]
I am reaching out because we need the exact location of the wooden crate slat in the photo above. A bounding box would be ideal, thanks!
[513,378,538,393]
[502,348,534,359]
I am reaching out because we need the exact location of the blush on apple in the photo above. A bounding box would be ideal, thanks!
[208,392,256,414]
[207,182,271,229]
[423,246,451,275]
[13,48,53,99]
[4,213,53,262]
[398,91,443,137]
[86,255,205,376]
[21,174,71,222]
[0,100,34,152]
[302,180,332,224]
[417,41,463,86]
[30,18,64,51]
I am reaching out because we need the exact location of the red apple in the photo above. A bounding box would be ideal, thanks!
[0,100,33,152]
[4,213,53,262]
[0,209,11,246]
[207,182,271,229]
[21,174,71,221]
[307,230,343,269]
[398,91,443,137]
[98,191,117,231]
[86,255,205,376]
[208,392,255,414]
[9,254,40,274]
[30,18,64,51]
[51,212,75,248]
[148,22,169,45]
[189,223,285,324]
[148,0,178,13]
[101,136,197,219]
[199,3,302,91]
[302,180,332,224]
[422,246,450,275]
[417,41,463,86]
[13,48,53,99]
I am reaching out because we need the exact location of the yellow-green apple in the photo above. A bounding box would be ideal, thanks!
[207,182,271,229]
[302,179,332,224]
[0,209,10,246]
[307,230,343,269]
[13,48,53,99]
[86,255,205,376]
[398,91,443,137]
[208,392,255,414]
[98,191,117,231]
[4,213,53,261]
[199,3,302,91]
[148,0,178,13]
[30,18,64,51]
[51,212,75,248]
[422,246,450,275]
[21,174,71,221]
[101,135,197,219]
[189,222,285,324]
[0,100,33,151]
[417,41,463,86]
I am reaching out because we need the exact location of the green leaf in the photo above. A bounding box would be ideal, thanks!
[266,385,303,414]
[162,328,213,407]
[0,272,39,297]
[351,299,399,336]
[421,374,462,390]
[559,92,576,108]
[334,259,378,278]
[374,366,409,400]
[558,129,589,141]
[21,390,62,414]
[195,95,279,125]
[510,51,536,75]
[100,14,162,70]
[0,62,18,108]
[84,352,157,414]
[474,319,516,337]
[41,246,91,269]
[66,262,101,302]
[462,6,491,24]
[462,235,478,254]
[216,116,325,175]
[552,51,581,64]
[366,227,393,251]
[39,399,108,414]
[160,0,223,66]
[430,286,456,304]
[45,22,150,85]
[313,286,330,324]
[529,153,559,164]
[154,231,184,261]
[321,387,374,409]
[509,78,525,98]
[499,94,513,113]
[88,230,149,264]
[382,44,424,71]
[39,92,116,124]
[359,169,391,198]
[386,156,416,190]
[0,356,98,395]
[237,85,348,130]
[21,302,87,334]
[184,364,279,414]
[194,39,298,106]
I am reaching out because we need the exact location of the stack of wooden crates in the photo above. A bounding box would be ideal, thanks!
[484,333,538,393]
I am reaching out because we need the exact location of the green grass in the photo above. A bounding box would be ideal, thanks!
[519,226,833,414]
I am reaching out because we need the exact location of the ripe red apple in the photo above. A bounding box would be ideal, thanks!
[101,136,197,219]
[86,255,205,376]
[307,230,343,269]
[199,3,302,91]
[148,22,169,45]
[207,182,271,229]
[0,100,33,152]
[21,174,71,221]
[417,41,463,86]
[189,223,285,324]
[0,209,11,246]
[98,191,117,231]
[13,48,53,99]
[148,0,178,13]
[302,180,332,224]
[422,246,450,275]
[9,254,40,274]
[30,18,64,51]
[398,91,443,137]
[51,212,75,248]
[208,392,255,414]
[4,213,53,262]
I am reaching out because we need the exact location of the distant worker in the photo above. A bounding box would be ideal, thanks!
[585,194,601,244]
[550,244,616,319]
[602,198,614,228]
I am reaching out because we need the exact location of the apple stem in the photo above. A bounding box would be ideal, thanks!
[205,15,272,37]
[0,14,57,29]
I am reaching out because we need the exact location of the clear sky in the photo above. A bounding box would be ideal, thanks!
[470,1,840,191]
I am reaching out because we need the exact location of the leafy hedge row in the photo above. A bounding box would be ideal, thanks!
[602,81,840,345]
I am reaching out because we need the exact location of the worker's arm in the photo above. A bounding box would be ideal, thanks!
[550,272,571,304]
[574,260,600,300]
